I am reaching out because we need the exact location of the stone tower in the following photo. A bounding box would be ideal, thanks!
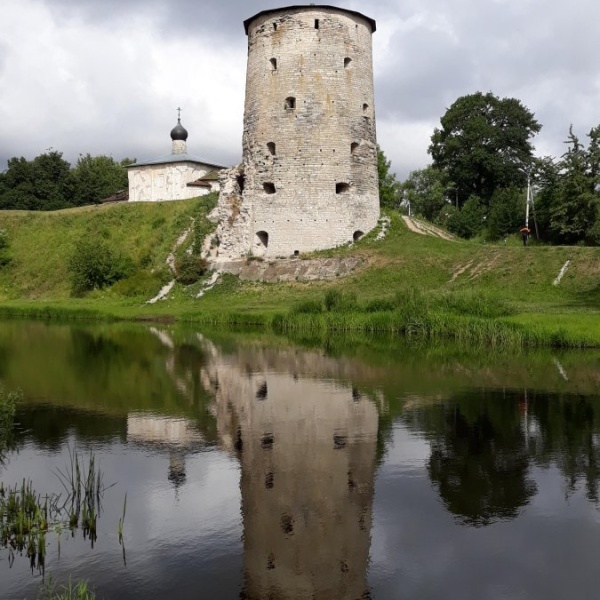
[211,5,379,260]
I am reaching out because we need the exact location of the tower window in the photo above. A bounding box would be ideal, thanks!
[284,96,296,110]
[314,19,319,29]
[336,182,350,194]
[344,57,352,68]
[256,381,268,400]
[256,231,269,247]
[363,103,369,113]
[353,230,364,242]
[334,433,347,449]
[263,182,276,194]
[273,22,277,31]
[261,433,274,449]
[270,58,277,70]
[281,514,294,535]
[236,174,245,192]
[351,142,359,154]
[267,142,276,156]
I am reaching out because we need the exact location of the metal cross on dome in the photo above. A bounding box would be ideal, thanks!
[177,107,182,121]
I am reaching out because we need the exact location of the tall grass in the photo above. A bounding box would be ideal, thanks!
[39,577,96,600]
[55,448,109,544]
[1,445,112,572]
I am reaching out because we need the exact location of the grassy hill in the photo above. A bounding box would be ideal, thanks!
[0,200,599,345]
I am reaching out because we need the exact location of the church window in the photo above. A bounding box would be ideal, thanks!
[267,142,276,156]
[344,57,352,68]
[270,58,277,71]
[263,182,276,194]
[336,182,350,194]
[284,96,296,110]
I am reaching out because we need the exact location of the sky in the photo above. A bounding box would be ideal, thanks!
[1,0,599,179]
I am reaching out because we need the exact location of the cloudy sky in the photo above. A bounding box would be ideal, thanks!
[1,0,599,179]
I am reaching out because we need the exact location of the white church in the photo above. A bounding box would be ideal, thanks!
[126,113,226,202]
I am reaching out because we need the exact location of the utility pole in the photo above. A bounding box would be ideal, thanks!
[525,172,531,228]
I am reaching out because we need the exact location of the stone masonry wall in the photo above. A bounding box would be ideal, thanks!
[212,6,379,260]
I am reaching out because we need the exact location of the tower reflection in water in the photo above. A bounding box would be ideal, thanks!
[203,344,379,600]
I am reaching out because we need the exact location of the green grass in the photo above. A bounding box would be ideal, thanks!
[1,203,599,347]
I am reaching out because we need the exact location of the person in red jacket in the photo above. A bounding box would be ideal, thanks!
[519,225,531,246]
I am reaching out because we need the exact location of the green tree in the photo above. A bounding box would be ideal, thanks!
[71,154,129,205]
[0,150,73,210]
[400,166,447,221]
[429,92,541,206]
[377,146,400,209]
[487,187,524,241]
[446,195,485,239]
[550,127,597,244]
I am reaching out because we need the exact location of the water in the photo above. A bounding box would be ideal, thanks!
[1,320,600,599]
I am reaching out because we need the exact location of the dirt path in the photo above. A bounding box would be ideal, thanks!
[402,216,454,240]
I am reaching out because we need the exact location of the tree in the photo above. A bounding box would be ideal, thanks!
[549,127,597,244]
[71,154,129,206]
[487,187,524,240]
[377,145,401,209]
[446,195,485,239]
[0,150,73,210]
[0,151,133,211]
[400,166,447,221]
[429,92,541,206]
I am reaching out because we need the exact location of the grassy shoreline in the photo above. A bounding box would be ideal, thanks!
[1,202,599,348]
[0,298,598,348]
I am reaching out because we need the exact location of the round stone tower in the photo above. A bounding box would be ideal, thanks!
[237,5,379,258]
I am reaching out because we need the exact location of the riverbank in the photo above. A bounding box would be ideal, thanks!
[1,202,599,347]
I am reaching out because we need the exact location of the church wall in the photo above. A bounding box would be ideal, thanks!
[128,162,213,202]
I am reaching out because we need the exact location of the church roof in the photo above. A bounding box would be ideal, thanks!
[125,153,227,169]
[187,170,221,187]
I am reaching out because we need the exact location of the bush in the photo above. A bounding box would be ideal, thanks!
[324,290,358,313]
[175,254,208,285]
[0,229,11,267]
[111,269,170,298]
[364,298,397,312]
[68,237,134,296]
[292,299,323,314]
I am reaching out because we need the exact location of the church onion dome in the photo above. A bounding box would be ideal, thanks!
[170,118,188,141]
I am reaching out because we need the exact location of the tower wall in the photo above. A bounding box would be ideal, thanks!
[238,6,379,258]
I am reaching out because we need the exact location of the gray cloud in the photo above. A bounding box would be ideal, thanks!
[1,0,599,179]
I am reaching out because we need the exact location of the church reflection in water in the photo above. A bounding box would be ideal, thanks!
[201,339,379,600]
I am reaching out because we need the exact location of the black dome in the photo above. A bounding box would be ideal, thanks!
[170,119,188,141]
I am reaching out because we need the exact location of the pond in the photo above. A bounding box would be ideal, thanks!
[1,320,600,599]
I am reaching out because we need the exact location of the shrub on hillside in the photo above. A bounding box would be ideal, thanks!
[68,237,134,296]
[111,269,170,298]
[0,229,11,267]
[324,290,358,313]
[174,254,208,285]
[291,299,324,314]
